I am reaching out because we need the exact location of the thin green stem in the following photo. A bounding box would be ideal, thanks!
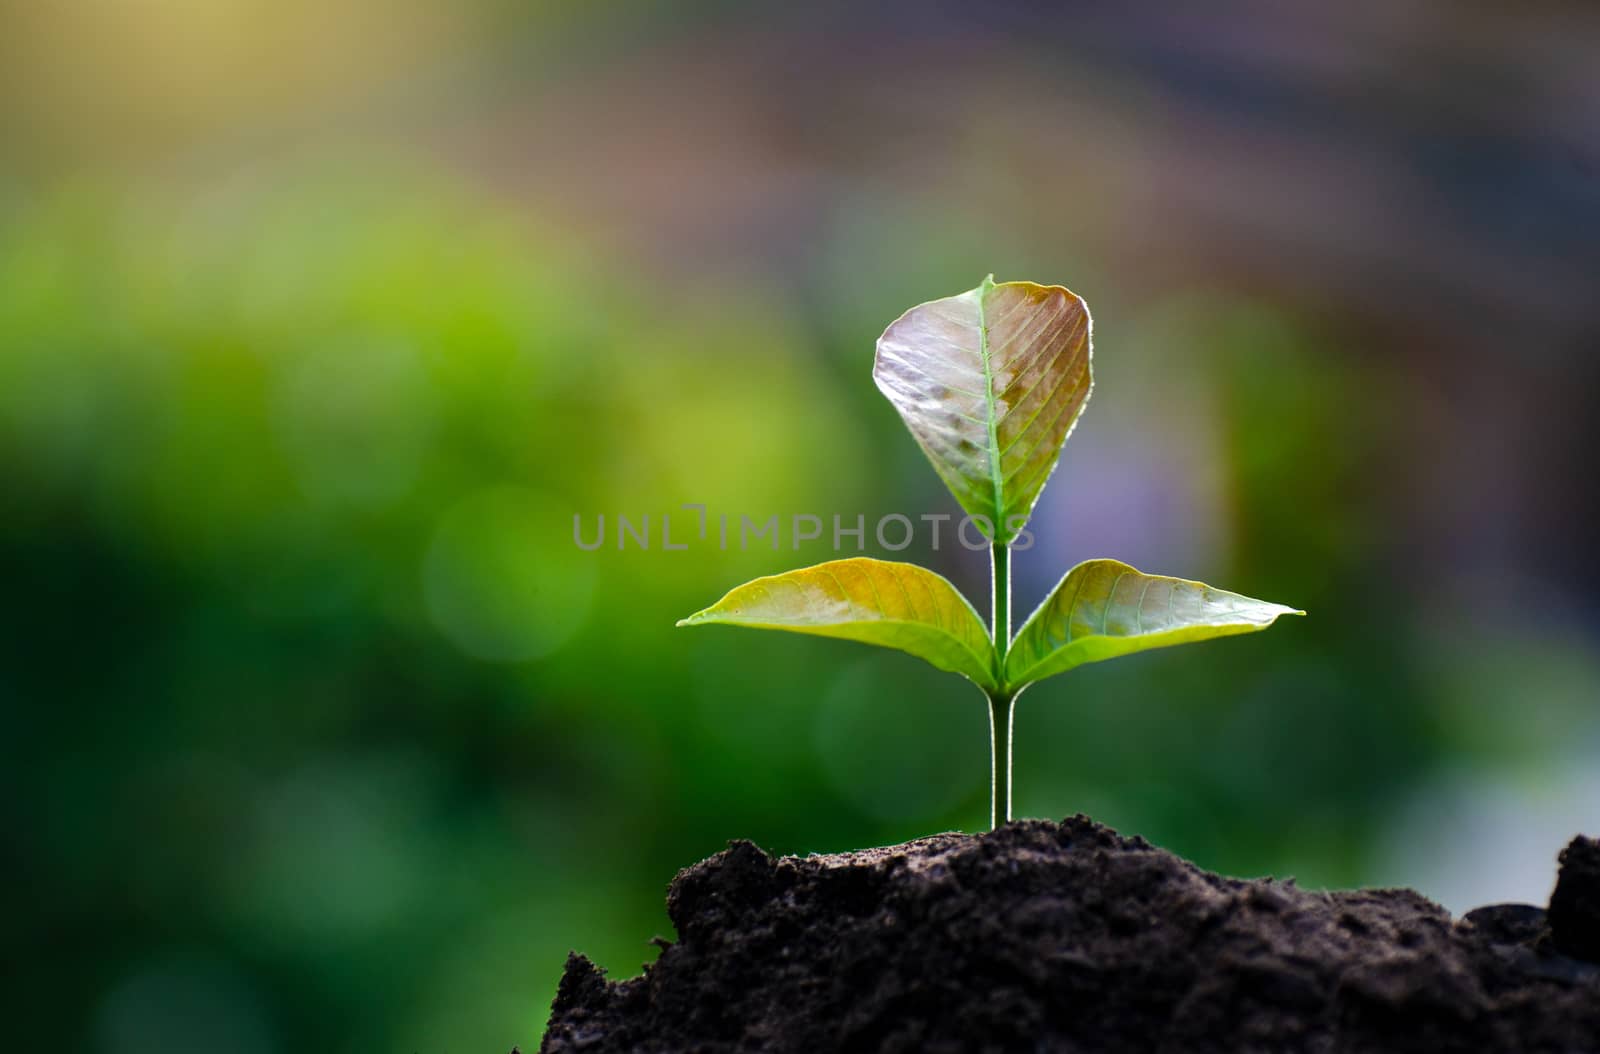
[991,539,1010,666]
[988,692,1015,829]
[988,539,1013,829]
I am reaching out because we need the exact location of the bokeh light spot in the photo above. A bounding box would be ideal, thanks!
[812,657,982,825]
[93,954,275,1054]
[423,486,595,663]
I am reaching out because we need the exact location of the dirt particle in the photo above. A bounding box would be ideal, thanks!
[1549,835,1600,963]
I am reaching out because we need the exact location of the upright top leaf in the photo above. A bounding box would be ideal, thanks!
[873,276,1092,544]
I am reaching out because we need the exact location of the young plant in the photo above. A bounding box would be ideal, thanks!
[678,276,1302,829]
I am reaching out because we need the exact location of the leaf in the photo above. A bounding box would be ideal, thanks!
[677,557,998,692]
[873,275,1092,544]
[1006,559,1302,689]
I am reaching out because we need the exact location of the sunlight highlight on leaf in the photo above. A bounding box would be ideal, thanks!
[1006,559,1302,689]
[873,276,1092,543]
[678,558,998,693]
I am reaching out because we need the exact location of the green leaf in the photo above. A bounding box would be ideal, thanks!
[676,557,998,693]
[1006,559,1302,689]
[873,275,1092,543]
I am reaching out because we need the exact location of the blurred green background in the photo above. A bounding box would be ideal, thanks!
[4,2,1599,1050]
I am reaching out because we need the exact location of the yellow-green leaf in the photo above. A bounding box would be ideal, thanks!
[677,558,998,693]
[873,275,1092,543]
[1006,559,1302,689]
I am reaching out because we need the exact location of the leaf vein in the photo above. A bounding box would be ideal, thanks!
[1100,570,1129,636]
[996,315,1089,459]
[994,297,1072,394]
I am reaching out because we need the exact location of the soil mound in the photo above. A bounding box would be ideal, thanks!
[537,817,1600,1052]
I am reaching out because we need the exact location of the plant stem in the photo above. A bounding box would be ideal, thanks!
[991,539,1010,664]
[988,539,1013,829]
[988,692,1015,829]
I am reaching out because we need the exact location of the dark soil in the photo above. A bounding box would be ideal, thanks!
[535,818,1600,1053]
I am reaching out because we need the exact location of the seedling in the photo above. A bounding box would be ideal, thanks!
[678,276,1302,829]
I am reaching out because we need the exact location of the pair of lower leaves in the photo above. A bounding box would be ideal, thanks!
[677,556,1301,700]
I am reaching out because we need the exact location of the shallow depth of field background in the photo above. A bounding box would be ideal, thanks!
[5,2,1599,1049]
